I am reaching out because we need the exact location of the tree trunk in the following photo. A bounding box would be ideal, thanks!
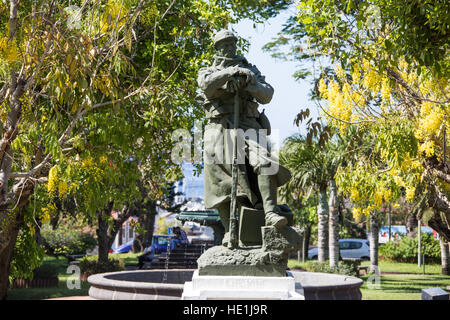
[96,203,133,263]
[406,212,418,238]
[0,207,25,300]
[428,208,450,242]
[369,212,379,273]
[328,179,339,268]
[427,185,450,242]
[0,227,19,300]
[303,225,311,262]
[97,213,111,264]
[440,239,450,275]
[318,185,329,262]
[96,202,116,264]
[133,202,157,252]
[142,202,157,247]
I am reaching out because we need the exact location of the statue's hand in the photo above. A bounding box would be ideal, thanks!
[227,66,242,77]
[225,76,246,93]
[238,68,257,85]
[226,79,238,93]
[227,67,256,84]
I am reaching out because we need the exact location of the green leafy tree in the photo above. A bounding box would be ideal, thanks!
[280,133,339,262]
[0,0,294,299]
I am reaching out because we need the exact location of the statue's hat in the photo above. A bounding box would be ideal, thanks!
[213,29,237,48]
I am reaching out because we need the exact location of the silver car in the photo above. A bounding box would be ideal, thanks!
[308,239,370,260]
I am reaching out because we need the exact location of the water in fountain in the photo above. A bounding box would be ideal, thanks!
[162,241,171,283]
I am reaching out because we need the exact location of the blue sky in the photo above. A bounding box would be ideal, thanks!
[233,9,318,145]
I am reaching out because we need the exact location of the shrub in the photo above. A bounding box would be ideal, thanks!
[41,224,97,257]
[32,263,59,279]
[79,256,125,276]
[379,233,441,263]
[303,260,359,277]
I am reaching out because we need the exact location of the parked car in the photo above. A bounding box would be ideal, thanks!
[308,239,370,260]
[113,239,134,254]
[151,234,177,254]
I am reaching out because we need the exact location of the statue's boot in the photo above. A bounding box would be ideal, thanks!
[257,174,287,229]
[221,232,230,246]
[216,201,230,246]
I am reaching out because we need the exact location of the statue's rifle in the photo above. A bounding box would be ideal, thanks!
[228,77,240,249]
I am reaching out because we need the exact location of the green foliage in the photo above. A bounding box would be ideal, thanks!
[41,224,96,257]
[267,0,449,75]
[379,233,441,263]
[32,263,59,279]
[303,260,359,277]
[9,228,45,282]
[339,221,367,240]
[0,0,295,298]
[280,133,338,193]
[79,256,125,275]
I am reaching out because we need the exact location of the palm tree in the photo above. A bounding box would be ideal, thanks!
[328,178,340,268]
[281,134,338,262]
[278,184,318,263]
[440,239,450,275]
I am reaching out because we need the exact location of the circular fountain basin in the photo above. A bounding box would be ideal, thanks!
[290,271,363,300]
[88,269,194,300]
[88,269,363,300]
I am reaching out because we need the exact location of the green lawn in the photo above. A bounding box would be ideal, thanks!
[360,274,450,300]
[7,256,89,300]
[7,253,141,300]
[288,259,450,300]
[361,259,443,275]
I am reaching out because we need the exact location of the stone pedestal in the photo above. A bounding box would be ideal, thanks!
[181,270,304,300]
[197,225,302,277]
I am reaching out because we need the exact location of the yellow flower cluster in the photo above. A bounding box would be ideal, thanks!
[361,60,381,91]
[418,140,435,157]
[58,181,69,199]
[352,207,362,220]
[0,37,19,63]
[334,63,346,81]
[392,175,406,188]
[48,165,72,199]
[384,188,392,202]
[101,0,129,33]
[405,186,415,202]
[82,157,94,168]
[416,104,444,140]
[318,78,328,99]
[41,207,51,224]
[48,166,60,194]
[321,79,352,129]
[362,206,374,216]
[350,188,361,202]
[351,65,361,83]
[372,187,392,208]
[41,203,57,224]
[319,60,397,134]
[380,79,391,104]
[374,190,383,207]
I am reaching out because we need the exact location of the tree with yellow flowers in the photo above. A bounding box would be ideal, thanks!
[265,0,449,246]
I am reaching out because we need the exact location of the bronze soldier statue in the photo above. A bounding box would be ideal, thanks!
[197,30,291,247]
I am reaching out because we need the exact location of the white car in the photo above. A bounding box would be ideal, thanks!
[308,239,370,260]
